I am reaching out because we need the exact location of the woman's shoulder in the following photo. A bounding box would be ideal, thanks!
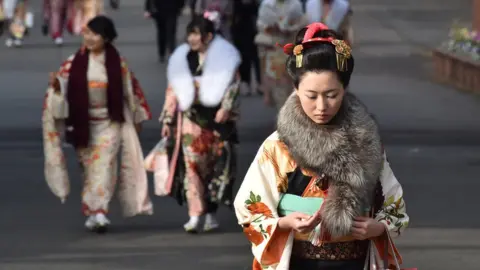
[257,131,292,161]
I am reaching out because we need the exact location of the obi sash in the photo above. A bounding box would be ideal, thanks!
[277,193,323,217]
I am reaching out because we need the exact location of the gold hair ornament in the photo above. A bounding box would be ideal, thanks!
[331,39,352,72]
[286,38,352,70]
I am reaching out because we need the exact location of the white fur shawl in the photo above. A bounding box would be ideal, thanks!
[166,36,241,111]
[306,0,350,31]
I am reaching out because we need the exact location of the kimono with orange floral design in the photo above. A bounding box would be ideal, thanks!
[234,93,409,270]
[160,35,241,216]
[42,51,153,217]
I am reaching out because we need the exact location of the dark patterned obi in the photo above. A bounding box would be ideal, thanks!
[188,103,238,143]
[279,167,384,270]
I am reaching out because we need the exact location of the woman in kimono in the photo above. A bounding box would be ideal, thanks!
[42,0,69,46]
[160,14,241,233]
[305,0,353,45]
[3,0,33,48]
[194,0,233,39]
[234,23,409,269]
[43,15,153,233]
[66,0,104,36]
[255,0,308,110]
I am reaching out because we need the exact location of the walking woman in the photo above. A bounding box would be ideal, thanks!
[305,0,353,45]
[144,0,185,62]
[42,0,69,46]
[160,14,241,233]
[2,0,33,47]
[43,15,153,233]
[66,0,104,36]
[255,0,308,110]
[231,0,262,95]
[234,23,409,269]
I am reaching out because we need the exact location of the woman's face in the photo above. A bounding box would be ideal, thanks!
[82,27,105,52]
[296,71,345,124]
[187,29,212,52]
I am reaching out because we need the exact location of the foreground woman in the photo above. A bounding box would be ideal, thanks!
[160,14,241,233]
[234,23,408,269]
[43,16,153,233]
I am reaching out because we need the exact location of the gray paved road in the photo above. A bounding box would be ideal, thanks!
[0,1,479,269]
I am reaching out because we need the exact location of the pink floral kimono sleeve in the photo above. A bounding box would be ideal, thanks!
[159,86,178,126]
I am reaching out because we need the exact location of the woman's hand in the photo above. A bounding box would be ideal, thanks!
[135,123,142,133]
[351,217,386,240]
[161,125,171,138]
[144,11,151,19]
[278,211,322,234]
[214,108,230,123]
[49,72,60,93]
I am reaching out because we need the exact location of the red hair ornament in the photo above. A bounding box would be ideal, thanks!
[280,22,352,70]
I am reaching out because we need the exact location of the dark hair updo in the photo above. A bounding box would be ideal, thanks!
[186,15,216,42]
[286,28,354,89]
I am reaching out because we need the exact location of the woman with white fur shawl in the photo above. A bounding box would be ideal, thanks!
[159,13,241,233]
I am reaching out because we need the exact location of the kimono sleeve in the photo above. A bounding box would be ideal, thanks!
[375,153,409,238]
[279,2,308,32]
[159,85,178,126]
[256,2,277,31]
[42,56,75,203]
[121,60,152,124]
[234,143,290,267]
[220,72,240,111]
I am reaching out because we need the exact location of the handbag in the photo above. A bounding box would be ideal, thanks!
[144,137,172,196]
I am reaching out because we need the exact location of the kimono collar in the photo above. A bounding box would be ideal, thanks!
[277,92,384,238]
[167,35,241,111]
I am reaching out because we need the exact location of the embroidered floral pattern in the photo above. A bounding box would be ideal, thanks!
[245,191,274,218]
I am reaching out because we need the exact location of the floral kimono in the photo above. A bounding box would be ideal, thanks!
[67,0,104,35]
[2,0,33,46]
[42,0,69,41]
[42,48,153,218]
[161,35,241,217]
[255,0,308,110]
[305,0,353,45]
[234,93,409,270]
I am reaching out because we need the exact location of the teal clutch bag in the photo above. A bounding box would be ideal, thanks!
[277,193,324,217]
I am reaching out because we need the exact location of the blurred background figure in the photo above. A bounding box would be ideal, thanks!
[109,0,119,10]
[42,0,69,46]
[305,0,353,45]
[255,0,308,110]
[160,14,241,233]
[231,0,262,96]
[144,0,185,63]
[43,15,153,233]
[194,0,233,40]
[2,0,34,48]
[67,0,104,36]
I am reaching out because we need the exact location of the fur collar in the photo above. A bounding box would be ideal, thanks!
[277,93,384,238]
[166,36,241,111]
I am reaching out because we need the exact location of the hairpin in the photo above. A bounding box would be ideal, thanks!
[281,23,352,70]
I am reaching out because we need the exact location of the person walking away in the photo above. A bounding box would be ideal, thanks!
[305,0,353,45]
[144,0,185,63]
[231,0,262,96]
